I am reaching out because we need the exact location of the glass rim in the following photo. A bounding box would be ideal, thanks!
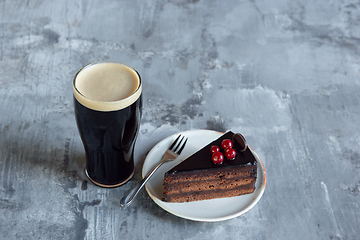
[73,61,142,111]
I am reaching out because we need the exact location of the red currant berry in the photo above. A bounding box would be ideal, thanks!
[210,145,220,154]
[225,148,237,160]
[221,139,233,150]
[211,151,224,164]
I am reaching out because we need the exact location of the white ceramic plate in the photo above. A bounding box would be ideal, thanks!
[142,129,266,222]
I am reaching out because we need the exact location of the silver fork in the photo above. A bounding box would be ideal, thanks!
[120,134,188,207]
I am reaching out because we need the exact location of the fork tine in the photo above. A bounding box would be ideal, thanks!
[169,134,182,151]
[176,138,188,155]
[172,136,185,152]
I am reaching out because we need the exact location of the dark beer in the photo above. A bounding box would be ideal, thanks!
[73,62,142,187]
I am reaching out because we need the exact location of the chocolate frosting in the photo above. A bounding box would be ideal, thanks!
[167,131,257,174]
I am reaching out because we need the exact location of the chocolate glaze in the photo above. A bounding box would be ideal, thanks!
[166,131,257,175]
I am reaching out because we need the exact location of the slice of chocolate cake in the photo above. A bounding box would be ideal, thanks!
[163,131,257,203]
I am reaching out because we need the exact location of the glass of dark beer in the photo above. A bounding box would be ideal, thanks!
[73,61,142,188]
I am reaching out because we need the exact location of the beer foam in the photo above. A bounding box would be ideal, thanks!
[73,62,142,112]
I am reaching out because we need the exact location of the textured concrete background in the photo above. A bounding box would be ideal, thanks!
[1,0,360,239]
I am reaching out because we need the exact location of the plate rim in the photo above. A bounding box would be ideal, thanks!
[142,129,267,222]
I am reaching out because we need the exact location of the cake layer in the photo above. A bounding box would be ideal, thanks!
[164,165,256,182]
[164,176,256,194]
[164,166,257,194]
[163,183,256,203]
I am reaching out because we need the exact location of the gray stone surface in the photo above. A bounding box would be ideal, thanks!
[1,0,360,239]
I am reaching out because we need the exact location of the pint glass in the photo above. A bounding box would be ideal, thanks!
[73,61,142,187]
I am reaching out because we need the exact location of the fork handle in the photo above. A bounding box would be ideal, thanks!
[120,159,165,207]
